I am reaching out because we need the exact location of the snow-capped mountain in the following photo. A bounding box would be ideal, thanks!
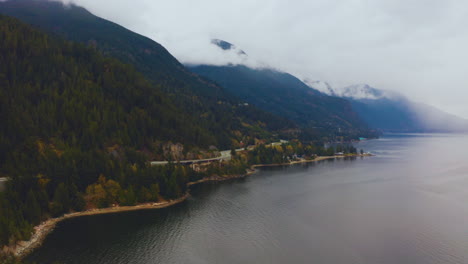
[342,84,467,132]
[187,40,373,134]
[193,39,468,133]
[304,80,468,132]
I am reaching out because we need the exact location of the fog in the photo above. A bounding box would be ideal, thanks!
[50,0,468,118]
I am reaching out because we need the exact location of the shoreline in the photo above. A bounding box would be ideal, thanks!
[11,153,372,259]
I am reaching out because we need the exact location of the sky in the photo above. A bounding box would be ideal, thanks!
[57,0,468,118]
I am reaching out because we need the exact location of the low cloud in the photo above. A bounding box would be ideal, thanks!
[45,0,468,118]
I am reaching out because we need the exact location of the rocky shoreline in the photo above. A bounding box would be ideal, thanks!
[9,153,372,259]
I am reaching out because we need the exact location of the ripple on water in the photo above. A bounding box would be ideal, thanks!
[27,134,468,264]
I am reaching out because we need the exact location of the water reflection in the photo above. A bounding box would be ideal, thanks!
[28,134,468,264]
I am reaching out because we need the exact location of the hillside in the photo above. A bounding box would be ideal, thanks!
[0,0,218,98]
[0,12,230,177]
[0,14,289,250]
[188,40,375,139]
[0,0,295,146]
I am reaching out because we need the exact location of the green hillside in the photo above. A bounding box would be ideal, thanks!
[0,14,278,251]
[0,0,295,142]
[190,65,375,139]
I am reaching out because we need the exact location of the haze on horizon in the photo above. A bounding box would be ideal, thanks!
[51,0,468,119]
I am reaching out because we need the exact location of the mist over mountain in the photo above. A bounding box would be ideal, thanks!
[302,80,337,97]
[305,82,468,133]
[4,0,460,136]
[189,39,376,139]
[3,2,468,262]
[0,0,298,147]
[211,39,247,56]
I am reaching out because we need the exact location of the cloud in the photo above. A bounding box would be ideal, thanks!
[52,0,468,118]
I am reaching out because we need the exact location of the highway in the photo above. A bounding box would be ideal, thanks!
[150,148,241,166]
[0,178,7,191]
[150,141,287,166]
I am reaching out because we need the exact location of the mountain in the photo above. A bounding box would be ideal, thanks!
[211,39,247,56]
[306,82,468,133]
[305,82,392,99]
[0,14,215,246]
[0,13,223,167]
[0,0,205,95]
[0,0,295,148]
[340,84,390,100]
[302,80,337,96]
[189,40,376,140]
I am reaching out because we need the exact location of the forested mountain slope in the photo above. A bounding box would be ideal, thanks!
[0,0,295,145]
[187,39,376,140]
[0,14,226,157]
[0,15,259,249]
[0,0,220,98]
[190,65,360,129]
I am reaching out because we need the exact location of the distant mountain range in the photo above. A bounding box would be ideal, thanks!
[305,82,468,133]
[197,38,468,133]
[4,0,465,254]
[2,0,462,137]
[190,39,375,139]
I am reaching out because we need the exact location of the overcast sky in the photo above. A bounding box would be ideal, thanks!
[59,0,468,118]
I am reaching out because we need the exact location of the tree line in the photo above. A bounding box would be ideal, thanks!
[0,15,362,263]
[0,14,259,254]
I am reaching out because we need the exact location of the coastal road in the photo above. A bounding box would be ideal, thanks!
[150,141,287,166]
[150,148,242,166]
[0,177,7,191]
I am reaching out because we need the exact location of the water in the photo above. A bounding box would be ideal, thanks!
[28,134,468,264]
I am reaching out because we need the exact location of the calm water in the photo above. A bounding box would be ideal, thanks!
[28,134,468,264]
